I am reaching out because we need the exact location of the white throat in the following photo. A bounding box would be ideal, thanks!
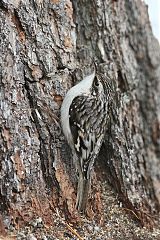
[61,71,95,146]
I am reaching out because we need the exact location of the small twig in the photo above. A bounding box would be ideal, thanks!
[56,208,84,240]
[65,222,84,240]
[122,207,158,223]
[121,207,141,220]
[137,210,158,220]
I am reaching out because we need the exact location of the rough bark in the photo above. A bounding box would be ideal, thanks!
[0,0,160,232]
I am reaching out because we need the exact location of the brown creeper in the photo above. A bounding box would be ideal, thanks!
[61,69,110,212]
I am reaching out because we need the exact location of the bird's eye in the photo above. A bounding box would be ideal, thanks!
[94,77,99,87]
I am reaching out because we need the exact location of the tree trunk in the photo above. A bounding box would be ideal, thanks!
[0,0,160,233]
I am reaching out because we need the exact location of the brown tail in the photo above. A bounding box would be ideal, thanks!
[76,174,91,213]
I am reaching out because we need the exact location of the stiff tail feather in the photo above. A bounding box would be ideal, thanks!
[76,174,91,213]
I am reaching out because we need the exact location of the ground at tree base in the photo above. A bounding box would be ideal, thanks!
[1,181,160,240]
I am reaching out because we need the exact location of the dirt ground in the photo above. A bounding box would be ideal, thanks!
[1,180,159,240]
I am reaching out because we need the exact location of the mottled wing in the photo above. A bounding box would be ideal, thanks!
[69,95,107,178]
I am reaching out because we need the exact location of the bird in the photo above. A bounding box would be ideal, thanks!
[61,68,111,212]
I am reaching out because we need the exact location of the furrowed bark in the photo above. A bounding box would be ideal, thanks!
[0,0,159,230]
